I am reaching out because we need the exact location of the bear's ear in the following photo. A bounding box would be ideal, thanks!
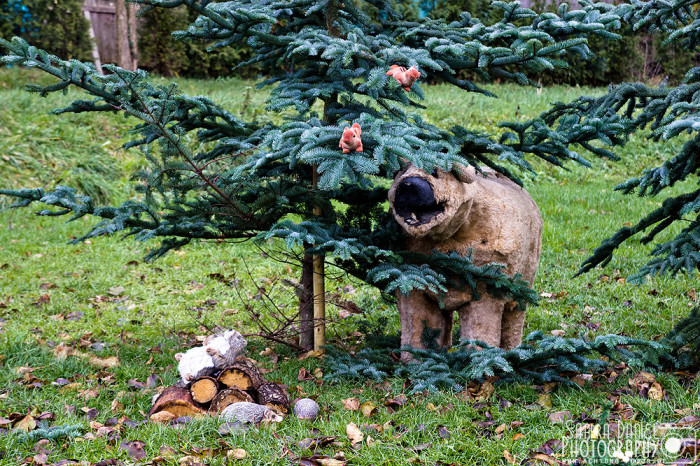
[392,162,412,179]
[454,164,476,183]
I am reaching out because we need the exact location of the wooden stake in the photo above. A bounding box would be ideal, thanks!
[312,167,325,352]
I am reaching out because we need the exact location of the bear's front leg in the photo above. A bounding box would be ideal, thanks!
[457,295,505,348]
[398,291,453,360]
[500,301,526,349]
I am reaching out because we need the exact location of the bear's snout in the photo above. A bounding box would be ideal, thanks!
[393,176,444,226]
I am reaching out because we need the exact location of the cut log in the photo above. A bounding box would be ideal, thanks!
[217,359,264,391]
[208,387,255,414]
[189,376,218,404]
[148,386,205,418]
[257,382,290,415]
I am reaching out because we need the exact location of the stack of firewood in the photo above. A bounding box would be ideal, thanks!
[149,357,290,420]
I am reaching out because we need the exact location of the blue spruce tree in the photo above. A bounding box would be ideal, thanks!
[1,0,697,354]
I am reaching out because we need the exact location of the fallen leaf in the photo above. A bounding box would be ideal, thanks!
[65,311,84,321]
[53,343,82,359]
[110,399,124,413]
[677,415,700,427]
[360,401,376,418]
[342,397,360,411]
[128,378,146,390]
[408,443,431,453]
[15,415,36,433]
[108,286,125,296]
[227,449,247,460]
[87,355,120,369]
[178,456,204,465]
[548,411,572,423]
[317,458,346,466]
[503,450,516,464]
[34,294,50,306]
[522,453,558,465]
[298,367,315,381]
[647,382,664,401]
[472,381,494,401]
[384,395,407,413]
[298,350,324,360]
[537,394,553,409]
[346,422,364,445]
[120,440,146,460]
[629,371,666,400]
[96,460,121,466]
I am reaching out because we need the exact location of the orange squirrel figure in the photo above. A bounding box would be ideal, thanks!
[386,65,421,92]
[339,123,363,153]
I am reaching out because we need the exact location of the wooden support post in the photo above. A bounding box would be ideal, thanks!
[312,167,325,352]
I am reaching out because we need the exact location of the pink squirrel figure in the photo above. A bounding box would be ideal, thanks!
[339,123,363,153]
[386,65,421,92]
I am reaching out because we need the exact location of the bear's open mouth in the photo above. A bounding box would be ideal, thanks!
[395,202,445,226]
[393,176,445,226]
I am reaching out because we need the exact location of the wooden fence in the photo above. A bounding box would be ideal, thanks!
[82,0,138,72]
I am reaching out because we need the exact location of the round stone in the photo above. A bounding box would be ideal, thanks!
[293,398,319,420]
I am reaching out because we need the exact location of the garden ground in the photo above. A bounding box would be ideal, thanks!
[0,69,698,465]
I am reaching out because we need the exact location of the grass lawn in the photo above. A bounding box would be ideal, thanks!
[0,68,698,465]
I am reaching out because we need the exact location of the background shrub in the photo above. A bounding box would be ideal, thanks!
[0,0,91,62]
[138,6,260,78]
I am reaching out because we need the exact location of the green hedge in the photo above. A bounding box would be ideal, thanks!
[0,0,694,84]
[138,6,260,79]
[0,0,91,62]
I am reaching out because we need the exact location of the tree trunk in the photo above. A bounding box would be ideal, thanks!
[126,2,139,70]
[115,0,135,70]
[298,252,314,350]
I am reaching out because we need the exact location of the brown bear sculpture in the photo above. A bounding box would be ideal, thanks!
[388,164,542,354]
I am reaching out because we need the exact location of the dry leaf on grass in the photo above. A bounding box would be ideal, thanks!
[119,440,146,460]
[360,401,376,418]
[227,449,247,460]
[342,397,360,411]
[537,394,553,409]
[548,411,572,423]
[346,422,364,445]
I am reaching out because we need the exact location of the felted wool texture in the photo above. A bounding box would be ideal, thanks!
[388,164,542,355]
[176,329,247,381]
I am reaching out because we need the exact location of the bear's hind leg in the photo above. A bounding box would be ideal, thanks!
[500,301,525,349]
[458,296,504,347]
[398,291,452,360]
